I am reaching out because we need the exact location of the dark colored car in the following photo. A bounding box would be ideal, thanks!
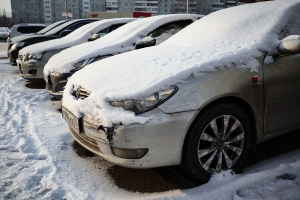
[8,19,98,65]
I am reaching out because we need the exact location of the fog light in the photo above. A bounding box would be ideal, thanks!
[28,70,37,75]
[112,147,148,159]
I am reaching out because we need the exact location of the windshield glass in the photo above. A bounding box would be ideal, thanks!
[37,20,66,34]
[44,20,78,36]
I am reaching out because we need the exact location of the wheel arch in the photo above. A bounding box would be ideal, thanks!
[182,96,258,160]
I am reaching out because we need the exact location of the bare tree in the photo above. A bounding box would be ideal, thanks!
[0,9,13,28]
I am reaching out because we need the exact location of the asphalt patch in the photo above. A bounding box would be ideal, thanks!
[72,140,95,158]
[24,80,46,89]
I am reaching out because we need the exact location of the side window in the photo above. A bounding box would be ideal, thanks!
[96,23,125,38]
[17,26,45,33]
[148,20,193,38]
[31,26,45,32]
[17,27,30,33]
[97,27,109,37]
[108,23,125,33]
[278,11,300,40]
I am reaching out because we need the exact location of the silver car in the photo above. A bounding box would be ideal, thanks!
[61,1,300,182]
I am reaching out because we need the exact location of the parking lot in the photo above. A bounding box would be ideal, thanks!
[1,38,300,199]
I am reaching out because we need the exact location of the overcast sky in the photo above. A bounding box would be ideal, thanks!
[0,0,12,14]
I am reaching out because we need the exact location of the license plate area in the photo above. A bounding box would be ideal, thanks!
[62,106,82,134]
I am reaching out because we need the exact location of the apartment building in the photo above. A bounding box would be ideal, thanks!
[11,0,251,25]
[11,0,105,24]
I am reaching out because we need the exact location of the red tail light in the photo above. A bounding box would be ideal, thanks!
[8,32,10,37]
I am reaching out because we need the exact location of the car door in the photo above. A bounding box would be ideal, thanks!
[263,12,300,135]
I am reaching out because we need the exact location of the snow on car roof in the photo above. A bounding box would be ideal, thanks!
[43,14,201,75]
[63,0,300,126]
[19,18,136,57]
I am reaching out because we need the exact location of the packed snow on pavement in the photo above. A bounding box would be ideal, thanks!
[1,59,300,199]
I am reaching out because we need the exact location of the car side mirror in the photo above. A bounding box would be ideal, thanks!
[278,39,300,54]
[88,33,100,41]
[60,29,72,37]
[136,36,156,49]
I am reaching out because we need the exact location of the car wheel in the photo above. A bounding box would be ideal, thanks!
[182,103,252,182]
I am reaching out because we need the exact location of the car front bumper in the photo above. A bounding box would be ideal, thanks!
[19,58,46,80]
[45,73,73,97]
[8,47,19,65]
[65,107,198,169]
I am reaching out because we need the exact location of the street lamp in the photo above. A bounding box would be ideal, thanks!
[187,0,189,13]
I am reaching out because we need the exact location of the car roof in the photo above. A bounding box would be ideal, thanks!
[44,19,99,36]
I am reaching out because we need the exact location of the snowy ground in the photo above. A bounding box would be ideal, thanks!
[0,41,7,58]
[0,58,300,199]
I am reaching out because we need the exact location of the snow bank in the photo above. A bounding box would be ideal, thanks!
[43,14,200,75]
[19,18,136,57]
[63,0,300,126]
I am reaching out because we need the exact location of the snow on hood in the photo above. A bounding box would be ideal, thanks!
[63,0,300,127]
[44,14,201,76]
[19,18,136,57]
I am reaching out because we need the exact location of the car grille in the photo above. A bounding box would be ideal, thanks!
[73,87,90,100]
[46,82,52,91]
[18,54,24,60]
[76,131,98,148]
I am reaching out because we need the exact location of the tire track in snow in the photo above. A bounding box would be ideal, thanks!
[0,63,60,199]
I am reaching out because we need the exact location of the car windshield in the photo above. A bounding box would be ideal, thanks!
[44,20,77,36]
[36,20,66,34]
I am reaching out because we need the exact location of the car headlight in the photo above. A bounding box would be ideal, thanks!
[11,42,25,50]
[71,55,112,72]
[28,53,43,60]
[110,87,178,114]
[71,57,96,72]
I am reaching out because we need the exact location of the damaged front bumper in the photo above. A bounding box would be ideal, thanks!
[63,106,198,169]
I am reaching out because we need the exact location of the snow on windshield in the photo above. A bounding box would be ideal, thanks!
[62,0,300,127]
[43,14,200,75]
[19,19,136,57]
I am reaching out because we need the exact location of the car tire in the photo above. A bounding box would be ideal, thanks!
[181,103,252,182]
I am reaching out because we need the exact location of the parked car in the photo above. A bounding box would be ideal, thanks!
[17,18,136,81]
[44,14,202,97]
[7,20,67,58]
[0,27,9,39]
[61,1,300,182]
[8,23,46,40]
[8,19,98,65]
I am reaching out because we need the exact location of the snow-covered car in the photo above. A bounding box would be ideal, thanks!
[8,19,98,65]
[17,18,136,81]
[61,0,300,182]
[44,14,202,97]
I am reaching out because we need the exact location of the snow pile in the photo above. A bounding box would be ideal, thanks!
[44,14,201,75]
[19,18,136,57]
[62,0,300,127]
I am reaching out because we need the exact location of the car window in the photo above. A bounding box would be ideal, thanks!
[31,26,45,33]
[17,26,45,34]
[148,20,193,38]
[96,23,126,37]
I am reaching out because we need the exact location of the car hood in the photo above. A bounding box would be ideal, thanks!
[43,14,201,76]
[10,33,46,43]
[19,18,136,58]
[62,0,300,127]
